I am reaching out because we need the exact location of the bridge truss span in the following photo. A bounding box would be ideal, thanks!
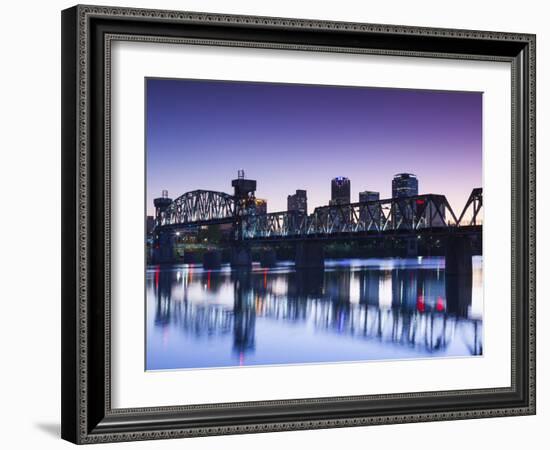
[153,187,482,242]
[242,194,465,240]
[158,190,235,227]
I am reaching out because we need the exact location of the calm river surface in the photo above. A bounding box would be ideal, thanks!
[146,257,483,370]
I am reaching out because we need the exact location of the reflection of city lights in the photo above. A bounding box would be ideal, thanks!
[349,273,360,304]
[148,255,483,368]
[417,295,425,312]
[378,271,392,308]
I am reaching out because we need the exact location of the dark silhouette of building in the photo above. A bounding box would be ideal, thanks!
[287,189,308,214]
[330,177,351,205]
[146,215,155,236]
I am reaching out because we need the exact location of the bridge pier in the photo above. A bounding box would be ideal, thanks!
[295,241,325,269]
[258,249,277,268]
[231,245,252,269]
[203,250,222,270]
[183,251,199,264]
[152,231,175,264]
[405,238,419,257]
[445,235,473,316]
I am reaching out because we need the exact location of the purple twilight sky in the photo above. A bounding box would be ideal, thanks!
[146,78,482,216]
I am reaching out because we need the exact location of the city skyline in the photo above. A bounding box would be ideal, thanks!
[146,78,482,216]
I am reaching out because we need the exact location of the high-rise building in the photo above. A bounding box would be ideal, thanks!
[392,174,419,229]
[423,197,447,227]
[287,189,308,215]
[359,191,380,203]
[392,173,418,198]
[330,177,351,205]
[359,191,381,229]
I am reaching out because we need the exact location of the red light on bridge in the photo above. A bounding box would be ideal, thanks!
[416,199,425,205]
[436,296,445,312]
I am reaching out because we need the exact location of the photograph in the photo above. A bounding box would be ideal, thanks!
[56,3,537,444]
[145,78,484,371]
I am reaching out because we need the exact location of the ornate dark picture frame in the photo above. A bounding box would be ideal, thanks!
[61,4,536,444]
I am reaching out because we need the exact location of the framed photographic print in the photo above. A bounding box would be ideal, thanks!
[61,5,536,444]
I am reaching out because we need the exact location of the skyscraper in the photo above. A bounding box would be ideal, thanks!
[287,189,308,215]
[359,191,380,203]
[392,173,418,198]
[392,173,419,229]
[330,177,351,205]
[359,191,381,229]
[424,197,447,227]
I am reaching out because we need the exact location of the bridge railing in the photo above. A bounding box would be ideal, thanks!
[242,194,461,239]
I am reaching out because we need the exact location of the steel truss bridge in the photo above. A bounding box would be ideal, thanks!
[155,188,483,240]
[157,190,235,227]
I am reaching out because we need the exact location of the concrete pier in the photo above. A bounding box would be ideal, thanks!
[295,241,325,269]
[152,231,174,264]
[183,251,199,264]
[231,245,252,269]
[203,250,222,270]
[445,235,473,316]
[405,238,419,257]
[445,235,473,276]
[258,249,277,268]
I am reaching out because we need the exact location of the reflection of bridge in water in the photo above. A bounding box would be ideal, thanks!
[151,263,482,360]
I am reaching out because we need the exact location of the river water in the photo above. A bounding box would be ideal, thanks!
[146,257,483,370]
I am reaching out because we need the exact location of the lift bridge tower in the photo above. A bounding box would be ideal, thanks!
[153,189,172,227]
[152,190,174,263]
[232,169,257,229]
